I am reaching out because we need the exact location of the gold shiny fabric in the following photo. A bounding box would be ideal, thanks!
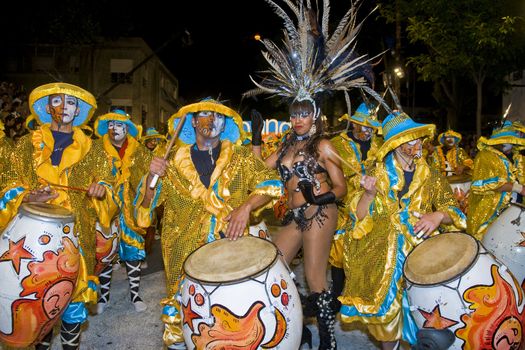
[467,146,516,240]
[135,140,281,342]
[1,125,116,303]
[430,145,473,176]
[0,136,15,189]
[340,156,466,339]
[329,132,382,268]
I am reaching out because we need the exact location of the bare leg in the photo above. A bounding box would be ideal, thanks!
[272,222,303,265]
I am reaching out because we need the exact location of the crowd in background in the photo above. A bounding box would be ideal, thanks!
[0,81,30,142]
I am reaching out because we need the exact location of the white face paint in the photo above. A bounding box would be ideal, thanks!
[502,143,513,153]
[445,137,456,147]
[108,121,128,143]
[48,94,79,124]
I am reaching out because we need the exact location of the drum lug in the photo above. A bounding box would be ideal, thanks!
[409,305,418,312]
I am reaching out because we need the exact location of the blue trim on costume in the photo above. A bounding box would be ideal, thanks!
[399,197,414,235]
[334,229,345,236]
[401,290,418,345]
[385,153,398,201]
[0,187,26,210]
[340,234,405,318]
[448,206,467,222]
[118,212,146,261]
[62,301,88,324]
[472,176,499,188]
[207,215,217,243]
[348,140,365,174]
[212,181,223,202]
[133,176,162,221]
[162,304,179,317]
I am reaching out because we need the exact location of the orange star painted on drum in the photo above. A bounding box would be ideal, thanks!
[182,299,201,333]
[419,305,459,329]
[0,237,34,274]
[519,232,525,247]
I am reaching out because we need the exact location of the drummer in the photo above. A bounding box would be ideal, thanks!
[430,129,473,177]
[135,98,281,350]
[339,111,466,350]
[329,102,382,310]
[93,110,153,314]
[467,121,525,240]
[0,83,117,349]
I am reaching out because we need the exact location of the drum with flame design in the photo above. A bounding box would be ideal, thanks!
[249,220,272,241]
[181,236,302,349]
[0,203,79,348]
[404,232,525,349]
[483,202,525,286]
[94,216,120,275]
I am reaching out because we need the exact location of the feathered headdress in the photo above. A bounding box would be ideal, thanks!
[244,0,385,117]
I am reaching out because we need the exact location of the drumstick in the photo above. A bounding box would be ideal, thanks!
[48,183,88,193]
[149,114,187,189]
[326,147,365,176]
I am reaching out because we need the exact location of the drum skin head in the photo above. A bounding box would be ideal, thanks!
[183,236,278,283]
[20,202,74,220]
[447,174,472,184]
[404,232,478,285]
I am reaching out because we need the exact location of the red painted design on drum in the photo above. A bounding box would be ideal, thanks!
[519,232,525,247]
[182,299,200,333]
[192,302,267,349]
[0,237,34,274]
[280,279,288,290]
[194,293,204,306]
[189,284,196,296]
[62,226,70,234]
[418,305,458,329]
[271,283,281,297]
[456,265,525,349]
[0,237,79,347]
[281,292,289,306]
[38,235,51,245]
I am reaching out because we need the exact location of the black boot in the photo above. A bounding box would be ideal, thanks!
[34,330,53,350]
[301,325,313,349]
[316,290,337,350]
[302,292,320,318]
[330,266,344,311]
[60,321,81,350]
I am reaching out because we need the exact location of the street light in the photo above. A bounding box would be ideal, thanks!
[394,66,405,79]
[254,33,262,41]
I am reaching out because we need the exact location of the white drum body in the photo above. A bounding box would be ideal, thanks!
[180,237,302,349]
[0,203,78,347]
[405,233,525,349]
[483,203,525,285]
[249,220,271,241]
[94,216,120,275]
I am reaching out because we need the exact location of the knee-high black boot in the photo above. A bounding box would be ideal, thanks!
[316,290,337,350]
[330,266,344,311]
[96,264,113,314]
[34,330,53,350]
[60,321,81,350]
[125,260,147,312]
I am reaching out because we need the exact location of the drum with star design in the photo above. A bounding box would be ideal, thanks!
[404,232,525,349]
[0,203,79,348]
[181,236,302,349]
[482,203,525,286]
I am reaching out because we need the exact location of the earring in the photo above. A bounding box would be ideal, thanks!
[309,123,317,136]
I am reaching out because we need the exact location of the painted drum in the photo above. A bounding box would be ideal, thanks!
[181,236,302,349]
[447,174,471,214]
[483,203,525,286]
[0,203,79,348]
[94,216,120,275]
[249,220,272,241]
[404,232,525,350]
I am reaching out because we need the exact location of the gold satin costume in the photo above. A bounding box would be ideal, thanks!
[430,146,473,176]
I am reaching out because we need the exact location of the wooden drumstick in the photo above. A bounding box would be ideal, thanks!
[47,183,88,193]
[326,147,365,176]
[149,114,187,189]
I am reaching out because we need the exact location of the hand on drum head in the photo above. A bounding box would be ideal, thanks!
[223,203,251,241]
[87,183,106,199]
[413,211,445,239]
[23,186,59,203]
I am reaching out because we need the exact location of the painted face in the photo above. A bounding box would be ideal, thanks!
[398,138,423,159]
[445,137,456,147]
[290,109,314,136]
[502,143,513,154]
[43,280,74,319]
[145,138,158,150]
[193,111,225,138]
[46,94,80,124]
[492,316,522,350]
[352,123,373,141]
[108,121,128,143]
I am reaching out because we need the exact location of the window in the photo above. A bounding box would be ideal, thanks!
[110,99,133,115]
[110,59,134,84]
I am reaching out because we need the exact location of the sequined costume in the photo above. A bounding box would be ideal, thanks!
[430,130,473,176]
[0,83,116,338]
[340,112,466,344]
[467,122,525,240]
[135,100,281,347]
[0,121,15,188]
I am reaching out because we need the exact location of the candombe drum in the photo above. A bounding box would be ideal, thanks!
[249,219,272,241]
[482,203,525,286]
[94,216,120,275]
[404,232,525,349]
[0,203,79,347]
[180,236,302,349]
[447,174,471,214]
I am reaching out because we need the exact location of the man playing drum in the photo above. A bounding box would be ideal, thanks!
[329,102,382,311]
[136,99,281,350]
[467,121,525,240]
[339,111,466,350]
[93,110,153,314]
[0,82,117,349]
